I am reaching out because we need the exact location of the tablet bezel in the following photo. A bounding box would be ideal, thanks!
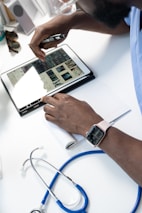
[1,44,95,116]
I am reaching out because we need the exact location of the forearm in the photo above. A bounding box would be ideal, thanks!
[42,94,142,186]
[70,10,130,35]
[99,127,142,186]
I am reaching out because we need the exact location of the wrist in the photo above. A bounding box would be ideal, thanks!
[81,117,103,137]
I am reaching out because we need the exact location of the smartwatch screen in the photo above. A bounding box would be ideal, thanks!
[87,126,105,145]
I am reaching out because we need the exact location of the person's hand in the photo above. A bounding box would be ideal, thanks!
[29,15,73,61]
[42,93,102,136]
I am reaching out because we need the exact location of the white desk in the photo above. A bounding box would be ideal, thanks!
[0,19,142,213]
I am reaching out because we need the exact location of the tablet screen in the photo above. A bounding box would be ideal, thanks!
[1,45,95,115]
[7,48,84,93]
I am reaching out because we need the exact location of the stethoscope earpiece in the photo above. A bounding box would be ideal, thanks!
[24,147,89,213]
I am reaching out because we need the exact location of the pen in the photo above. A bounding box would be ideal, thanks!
[39,33,65,47]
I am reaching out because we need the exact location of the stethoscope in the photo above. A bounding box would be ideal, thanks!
[22,147,89,213]
[22,147,142,213]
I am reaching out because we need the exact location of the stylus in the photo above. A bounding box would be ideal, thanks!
[40,34,65,47]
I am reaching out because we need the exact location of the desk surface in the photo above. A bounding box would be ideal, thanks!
[0,16,142,213]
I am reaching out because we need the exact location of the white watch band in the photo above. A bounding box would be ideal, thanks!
[97,120,111,131]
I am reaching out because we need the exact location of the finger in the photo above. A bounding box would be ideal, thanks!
[42,93,64,103]
[43,103,55,113]
[29,30,47,61]
[53,93,69,100]
[44,104,59,123]
[29,43,46,61]
[44,112,56,122]
[42,95,58,106]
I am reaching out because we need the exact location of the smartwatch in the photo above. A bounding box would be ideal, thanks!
[86,120,111,147]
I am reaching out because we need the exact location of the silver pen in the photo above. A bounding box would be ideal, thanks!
[40,33,65,47]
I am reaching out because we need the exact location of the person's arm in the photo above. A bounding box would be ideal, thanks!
[100,127,142,187]
[42,93,142,186]
[29,10,129,61]
[71,10,130,34]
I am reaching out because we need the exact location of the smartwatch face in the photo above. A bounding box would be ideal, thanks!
[87,126,105,145]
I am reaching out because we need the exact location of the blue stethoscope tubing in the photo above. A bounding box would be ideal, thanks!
[56,184,88,213]
[41,150,142,213]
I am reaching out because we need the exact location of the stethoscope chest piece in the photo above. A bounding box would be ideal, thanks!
[30,206,46,213]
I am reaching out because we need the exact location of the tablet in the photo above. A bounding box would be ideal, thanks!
[1,44,95,116]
